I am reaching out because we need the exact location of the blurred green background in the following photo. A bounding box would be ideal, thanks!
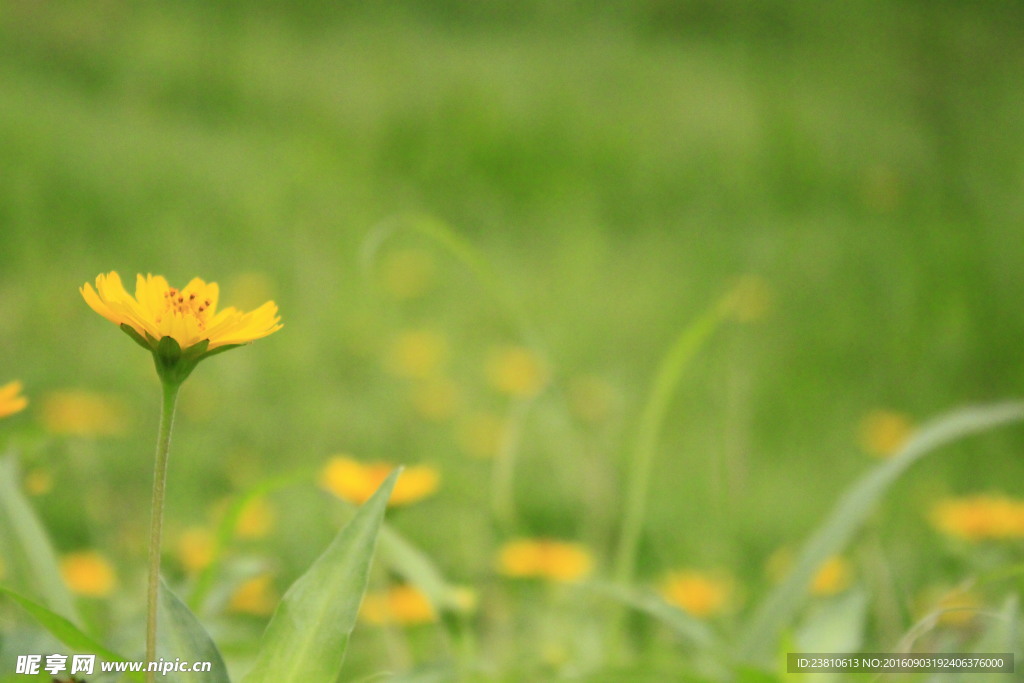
[2,0,1023,679]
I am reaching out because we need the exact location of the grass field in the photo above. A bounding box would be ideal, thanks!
[2,2,1024,681]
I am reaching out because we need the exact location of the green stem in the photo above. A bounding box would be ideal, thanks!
[145,380,180,681]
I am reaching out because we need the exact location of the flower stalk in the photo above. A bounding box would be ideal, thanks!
[145,378,181,681]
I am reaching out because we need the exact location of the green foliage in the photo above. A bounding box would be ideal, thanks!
[157,579,230,683]
[2,2,1024,679]
[0,586,137,681]
[0,455,78,623]
[241,469,399,683]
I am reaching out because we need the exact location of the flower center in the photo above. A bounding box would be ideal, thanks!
[156,288,212,329]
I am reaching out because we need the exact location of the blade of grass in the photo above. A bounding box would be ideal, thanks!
[0,585,140,682]
[377,523,464,612]
[362,215,544,529]
[736,401,1024,663]
[361,214,539,347]
[0,454,80,623]
[582,581,720,650]
[241,468,400,683]
[157,579,230,683]
[611,302,729,588]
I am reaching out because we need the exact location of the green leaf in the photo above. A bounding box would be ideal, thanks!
[0,454,79,623]
[157,578,231,683]
[0,584,140,682]
[241,468,400,683]
[736,401,1024,664]
[120,323,154,351]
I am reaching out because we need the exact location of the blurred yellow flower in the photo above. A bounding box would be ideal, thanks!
[384,329,448,379]
[858,410,914,457]
[456,411,505,459]
[917,587,982,627]
[810,556,853,596]
[235,497,275,539]
[175,527,216,574]
[81,271,282,354]
[60,551,117,597]
[227,574,278,616]
[0,381,28,419]
[379,249,436,300]
[659,570,731,618]
[24,468,54,496]
[360,584,437,626]
[409,377,461,421]
[722,275,774,322]
[486,346,548,398]
[496,539,593,582]
[40,389,129,437]
[930,494,1024,541]
[320,456,439,507]
[766,549,853,597]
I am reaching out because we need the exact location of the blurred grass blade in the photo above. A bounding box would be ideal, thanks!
[190,470,310,608]
[583,581,719,650]
[158,578,230,683]
[241,468,400,683]
[362,213,540,347]
[0,454,79,623]
[737,401,1024,663]
[612,302,728,587]
[378,523,464,612]
[0,585,140,681]
[794,590,868,654]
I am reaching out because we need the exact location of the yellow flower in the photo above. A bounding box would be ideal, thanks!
[858,410,914,458]
[175,527,216,574]
[40,389,129,437]
[227,574,278,616]
[235,497,275,539]
[767,549,853,597]
[456,411,505,459]
[360,584,437,626]
[930,494,1024,541]
[496,539,593,582]
[384,329,448,379]
[320,456,439,507]
[60,551,117,597]
[24,468,54,496]
[0,381,28,419]
[810,556,853,596]
[659,570,731,618]
[81,272,281,383]
[917,587,982,627]
[485,346,548,398]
